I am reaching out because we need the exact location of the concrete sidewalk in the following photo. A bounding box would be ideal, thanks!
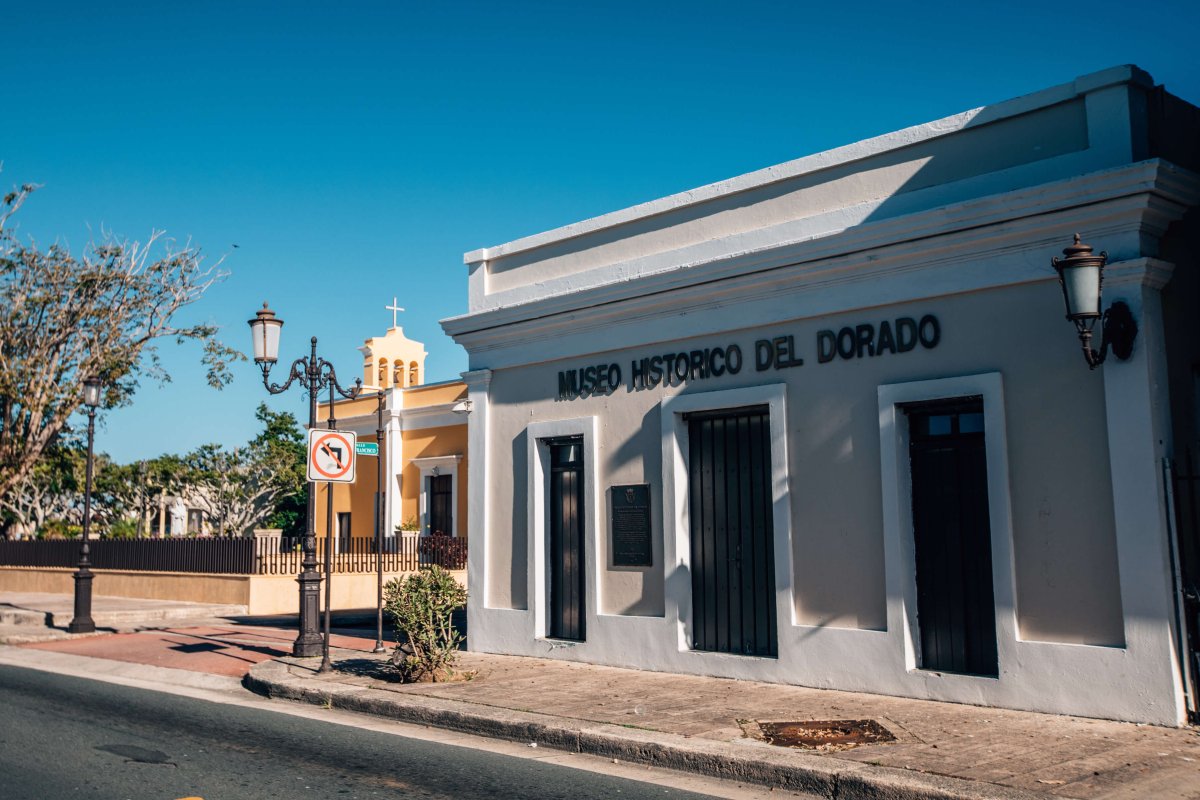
[0,591,247,642]
[245,648,1200,800]
[6,591,1199,799]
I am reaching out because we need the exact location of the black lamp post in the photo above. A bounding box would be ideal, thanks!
[67,375,103,634]
[373,387,387,654]
[248,303,360,658]
[1052,234,1138,369]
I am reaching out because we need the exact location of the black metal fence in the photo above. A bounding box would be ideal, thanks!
[0,535,467,576]
[257,535,468,575]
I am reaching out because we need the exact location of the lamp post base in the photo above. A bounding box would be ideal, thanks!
[68,567,96,634]
[292,569,324,657]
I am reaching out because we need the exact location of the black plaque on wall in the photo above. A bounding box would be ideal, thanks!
[610,484,652,568]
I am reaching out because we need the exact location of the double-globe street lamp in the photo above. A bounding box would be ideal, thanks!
[67,375,103,634]
[248,303,360,657]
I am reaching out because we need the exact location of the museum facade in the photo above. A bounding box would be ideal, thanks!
[442,66,1200,725]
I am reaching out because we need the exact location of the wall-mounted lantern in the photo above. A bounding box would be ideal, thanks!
[1052,234,1138,369]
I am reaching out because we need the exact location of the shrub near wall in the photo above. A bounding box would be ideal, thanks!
[384,565,466,682]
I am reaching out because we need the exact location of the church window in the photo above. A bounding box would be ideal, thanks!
[378,359,389,388]
[409,361,419,386]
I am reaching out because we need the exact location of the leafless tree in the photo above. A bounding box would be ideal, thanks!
[186,444,300,537]
[0,181,241,500]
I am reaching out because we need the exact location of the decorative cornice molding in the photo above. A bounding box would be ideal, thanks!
[461,369,493,390]
[1104,258,1176,290]
[440,164,1199,376]
[444,160,1199,344]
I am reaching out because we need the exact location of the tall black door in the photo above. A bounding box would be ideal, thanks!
[687,406,777,657]
[548,438,585,641]
[428,475,453,536]
[907,399,998,677]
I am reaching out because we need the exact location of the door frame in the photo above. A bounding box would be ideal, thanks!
[526,417,598,642]
[411,455,463,537]
[661,384,791,657]
[878,372,1016,678]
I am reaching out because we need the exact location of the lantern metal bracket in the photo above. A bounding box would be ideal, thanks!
[1076,300,1138,370]
[1052,234,1139,371]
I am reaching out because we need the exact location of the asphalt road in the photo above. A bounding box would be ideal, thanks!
[0,664,734,800]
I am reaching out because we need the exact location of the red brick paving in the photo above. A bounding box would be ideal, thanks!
[21,625,382,678]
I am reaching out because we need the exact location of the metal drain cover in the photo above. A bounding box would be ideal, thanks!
[755,719,895,750]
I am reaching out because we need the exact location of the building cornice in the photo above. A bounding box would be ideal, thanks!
[442,161,1198,370]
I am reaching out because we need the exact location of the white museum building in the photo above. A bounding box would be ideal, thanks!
[442,65,1200,726]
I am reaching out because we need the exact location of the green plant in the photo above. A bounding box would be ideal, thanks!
[396,515,420,533]
[383,565,466,682]
[104,517,140,539]
[37,519,81,539]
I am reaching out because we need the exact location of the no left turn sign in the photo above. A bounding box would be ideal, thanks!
[308,429,357,483]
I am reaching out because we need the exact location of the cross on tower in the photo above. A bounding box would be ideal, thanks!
[386,297,405,329]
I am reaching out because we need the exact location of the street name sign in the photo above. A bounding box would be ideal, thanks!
[308,429,357,483]
[355,442,379,456]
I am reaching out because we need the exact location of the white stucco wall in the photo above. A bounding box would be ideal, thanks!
[446,65,1200,725]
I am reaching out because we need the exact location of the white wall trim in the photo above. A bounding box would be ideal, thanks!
[447,160,1199,335]
[411,455,464,538]
[524,417,599,642]
[446,164,1200,371]
[461,369,493,626]
[660,384,790,655]
[875,371,1184,725]
[877,372,1017,676]
[399,404,465,431]
[1099,266,1188,726]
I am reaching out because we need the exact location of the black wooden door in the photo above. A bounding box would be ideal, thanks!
[907,400,998,677]
[548,438,585,641]
[687,406,777,657]
[428,474,453,537]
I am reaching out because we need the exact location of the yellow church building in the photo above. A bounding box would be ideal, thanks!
[314,311,469,556]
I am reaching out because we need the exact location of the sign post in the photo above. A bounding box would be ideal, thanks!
[308,429,358,484]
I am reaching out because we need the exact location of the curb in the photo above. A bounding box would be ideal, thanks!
[244,658,1045,800]
[47,604,249,628]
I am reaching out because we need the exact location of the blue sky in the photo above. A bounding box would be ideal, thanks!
[4,1,1198,463]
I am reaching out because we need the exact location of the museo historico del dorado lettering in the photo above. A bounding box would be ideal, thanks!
[557,314,941,401]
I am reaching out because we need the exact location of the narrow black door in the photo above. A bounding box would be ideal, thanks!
[428,475,453,537]
[687,406,777,657]
[907,399,998,677]
[548,438,585,641]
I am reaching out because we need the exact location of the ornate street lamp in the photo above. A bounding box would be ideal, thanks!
[372,387,387,655]
[248,303,360,658]
[68,375,103,634]
[1052,234,1138,369]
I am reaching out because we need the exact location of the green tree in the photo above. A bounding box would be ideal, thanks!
[92,453,194,537]
[0,182,242,500]
[0,439,84,538]
[253,404,307,537]
[184,404,306,536]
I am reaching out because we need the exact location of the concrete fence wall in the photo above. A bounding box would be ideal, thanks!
[0,567,467,616]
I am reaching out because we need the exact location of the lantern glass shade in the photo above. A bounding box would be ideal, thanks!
[82,376,102,408]
[248,303,283,363]
[1061,263,1102,320]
